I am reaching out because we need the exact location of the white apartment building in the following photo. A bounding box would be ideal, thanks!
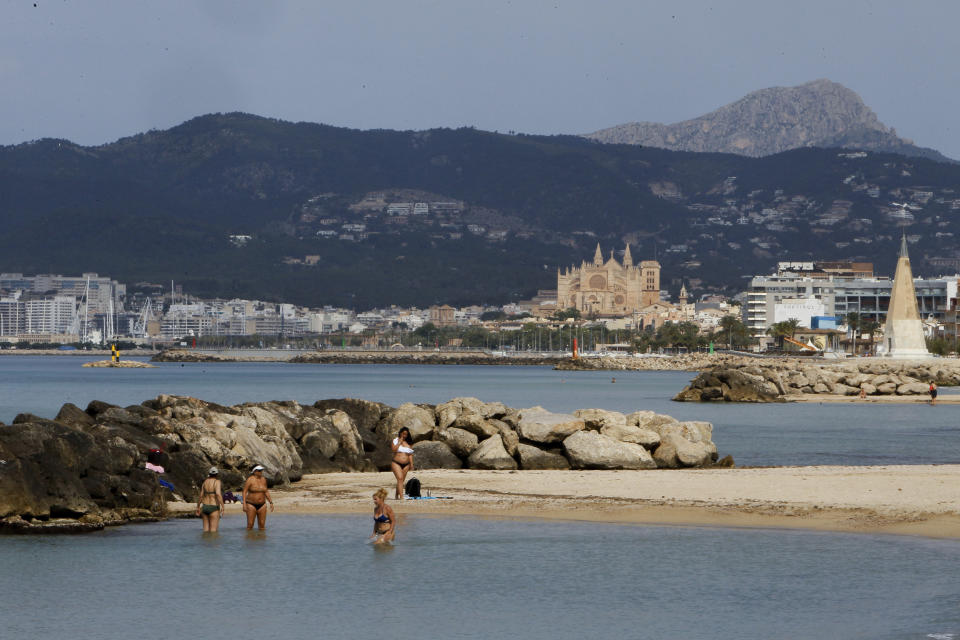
[0,273,124,315]
[24,296,76,335]
[745,273,958,337]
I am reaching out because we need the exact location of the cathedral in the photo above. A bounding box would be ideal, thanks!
[557,244,661,316]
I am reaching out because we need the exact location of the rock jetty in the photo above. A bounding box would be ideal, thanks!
[82,360,154,368]
[154,349,564,365]
[674,359,960,402]
[0,395,721,532]
[555,353,750,371]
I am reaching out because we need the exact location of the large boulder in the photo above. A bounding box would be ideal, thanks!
[600,424,661,449]
[452,413,500,439]
[380,403,436,443]
[0,420,163,527]
[438,427,480,458]
[897,382,929,395]
[652,433,714,468]
[412,441,462,469]
[492,420,520,457]
[54,403,95,428]
[573,409,627,430]
[313,398,389,434]
[466,435,517,470]
[517,409,585,444]
[435,399,463,430]
[517,443,570,470]
[562,431,656,470]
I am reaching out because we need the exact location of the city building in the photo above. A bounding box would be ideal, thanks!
[744,268,957,338]
[557,244,660,317]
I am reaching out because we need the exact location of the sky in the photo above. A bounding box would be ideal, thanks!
[3,1,960,157]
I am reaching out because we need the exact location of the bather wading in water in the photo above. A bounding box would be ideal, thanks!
[242,465,274,530]
[195,467,224,532]
[370,488,396,544]
[391,427,414,500]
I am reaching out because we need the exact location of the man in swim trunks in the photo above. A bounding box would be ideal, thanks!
[242,465,274,530]
[391,427,414,500]
[196,466,224,532]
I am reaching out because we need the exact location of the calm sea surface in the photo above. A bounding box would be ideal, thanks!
[4,357,960,637]
[2,355,960,466]
[2,516,960,640]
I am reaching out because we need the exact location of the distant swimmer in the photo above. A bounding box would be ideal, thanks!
[611,377,616,383]
[196,467,224,533]
[391,428,414,500]
[242,465,274,530]
[370,488,396,544]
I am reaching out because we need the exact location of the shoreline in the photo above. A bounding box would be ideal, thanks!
[169,466,960,539]
[784,393,960,403]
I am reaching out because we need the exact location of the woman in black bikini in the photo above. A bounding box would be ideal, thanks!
[390,427,414,500]
[196,467,224,532]
[242,465,274,530]
[370,488,396,544]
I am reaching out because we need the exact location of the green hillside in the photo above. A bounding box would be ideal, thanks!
[1,113,958,307]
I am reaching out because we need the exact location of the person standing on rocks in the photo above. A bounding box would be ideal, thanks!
[370,488,396,544]
[196,467,224,532]
[391,427,414,500]
[242,465,274,530]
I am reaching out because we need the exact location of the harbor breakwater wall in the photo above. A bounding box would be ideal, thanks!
[153,349,566,366]
[674,360,960,402]
[0,395,721,532]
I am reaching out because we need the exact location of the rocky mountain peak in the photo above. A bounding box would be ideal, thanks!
[585,80,949,162]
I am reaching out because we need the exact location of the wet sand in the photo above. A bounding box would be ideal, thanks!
[785,394,958,403]
[172,466,960,538]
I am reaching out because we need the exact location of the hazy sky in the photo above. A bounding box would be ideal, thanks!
[4,1,960,157]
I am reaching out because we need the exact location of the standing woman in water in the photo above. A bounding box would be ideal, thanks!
[370,488,396,544]
[196,467,224,532]
[242,465,274,530]
[391,427,414,500]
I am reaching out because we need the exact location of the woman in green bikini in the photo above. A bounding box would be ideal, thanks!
[195,467,224,532]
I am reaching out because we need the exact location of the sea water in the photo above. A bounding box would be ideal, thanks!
[1,355,959,466]
[2,516,960,640]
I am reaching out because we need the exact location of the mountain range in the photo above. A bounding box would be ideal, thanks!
[1,85,959,309]
[585,79,952,163]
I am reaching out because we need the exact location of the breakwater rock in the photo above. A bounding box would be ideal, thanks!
[153,349,565,365]
[0,395,722,531]
[82,360,155,368]
[555,353,769,372]
[674,359,960,402]
[291,351,563,365]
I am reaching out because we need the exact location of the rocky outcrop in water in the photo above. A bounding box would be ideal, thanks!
[674,360,960,402]
[0,395,721,531]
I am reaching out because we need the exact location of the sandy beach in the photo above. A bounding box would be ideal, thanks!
[172,465,960,538]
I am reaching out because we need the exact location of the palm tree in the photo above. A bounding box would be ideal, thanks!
[845,312,862,355]
[719,314,748,349]
[767,318,800,350]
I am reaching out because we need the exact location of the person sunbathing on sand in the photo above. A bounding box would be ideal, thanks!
[370,488,396,544]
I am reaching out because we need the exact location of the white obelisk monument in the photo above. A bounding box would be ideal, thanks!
[881,235,930,358]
